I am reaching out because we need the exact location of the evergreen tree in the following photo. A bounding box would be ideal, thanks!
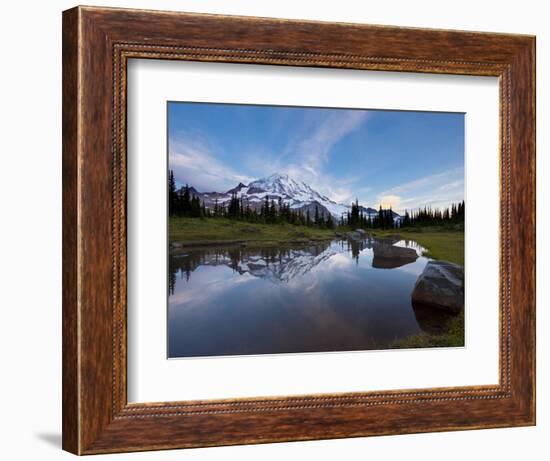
[378,205,384,229]
[213,198,219,216]
[168,170,177,215]
[227,192,241,219]
[269,200,277,224]
[261,195,269,222]
[190,195,201,217]
[181,184,191,215]
[403,210,410,227]
[317,210,325,227]
[326,213,334,229]
[349,199,360,227]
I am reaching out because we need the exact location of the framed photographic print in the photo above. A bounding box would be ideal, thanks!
[165,102,465,359]
[62,6,535,455]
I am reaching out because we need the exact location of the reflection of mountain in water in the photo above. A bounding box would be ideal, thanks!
[235,247,338,283]
[170,242,337,293]
[169,237,426,294]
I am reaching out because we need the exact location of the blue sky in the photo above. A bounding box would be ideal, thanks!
[168,102,464,213]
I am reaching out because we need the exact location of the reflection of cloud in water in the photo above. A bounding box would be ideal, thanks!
[321,253,353,270]
[168,237,449,357]
[394,259,429,275]
[170,242,340,286]
[170,238,429,289]
[170,266,256,307]
[393,239,427,257]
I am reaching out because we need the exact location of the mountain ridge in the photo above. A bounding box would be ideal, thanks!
[179,173,399,221]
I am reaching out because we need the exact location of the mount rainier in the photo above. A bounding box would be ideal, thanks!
[180,173,393,221]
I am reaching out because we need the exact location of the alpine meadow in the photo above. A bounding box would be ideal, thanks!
[167,102,465,358]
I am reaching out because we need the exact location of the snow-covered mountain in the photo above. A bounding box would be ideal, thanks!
[181,173,383,220]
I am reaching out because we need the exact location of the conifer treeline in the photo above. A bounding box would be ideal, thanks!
[345,200,396,229]
[401,201,465,227]
[168,171,205,217]
[168,171,464,229]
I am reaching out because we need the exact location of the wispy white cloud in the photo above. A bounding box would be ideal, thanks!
[291,111,369,166]
[173,109,370,201]
[380,167,463,196]
[376,167,464,213]
[270,111,370,202]
[168,109,463,213]
[169,135,254,192]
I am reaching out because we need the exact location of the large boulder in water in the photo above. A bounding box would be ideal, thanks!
[411,260,464,313]
[376,234,403,245]
[372,241,418,268]
[345,229,368,240]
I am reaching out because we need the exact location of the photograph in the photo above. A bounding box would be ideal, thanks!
[167,102,465,358]
[34,1,538,456]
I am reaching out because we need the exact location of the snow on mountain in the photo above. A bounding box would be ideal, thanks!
[173,241,341,284]
[248,173,318,200]
[181,172,394,220]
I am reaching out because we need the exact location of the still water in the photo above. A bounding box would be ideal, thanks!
[168,236,439,358]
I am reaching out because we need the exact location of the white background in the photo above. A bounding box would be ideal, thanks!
[128,60,499,402]
[0,0,547,460]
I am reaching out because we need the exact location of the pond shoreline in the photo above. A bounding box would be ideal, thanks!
[169,217,464,265]
[169,236,434,357]
[169,236,336,254]
[168,230,465,356]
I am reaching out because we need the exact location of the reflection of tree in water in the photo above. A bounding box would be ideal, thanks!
[169,250,204,294]
[169,241,332,288]
[168,235,423,293]
[168,267,176,295]
[339,237,374,264]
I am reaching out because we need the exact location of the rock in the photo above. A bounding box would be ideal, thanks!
[372,242,418,268]
[169,241,183,250]
[354,228,367,236]
[411,261,464,313]
[345,231,364,240]
[376,235,401,245]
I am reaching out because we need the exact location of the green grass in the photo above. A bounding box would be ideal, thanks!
[169,217,336,246]
[170,219,465,266]
[371,227,464,266]
[375,226,465,349]
[389,310,465,349]
[171,218,465,349]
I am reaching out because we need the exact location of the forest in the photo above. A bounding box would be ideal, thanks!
[168,171,465,230]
